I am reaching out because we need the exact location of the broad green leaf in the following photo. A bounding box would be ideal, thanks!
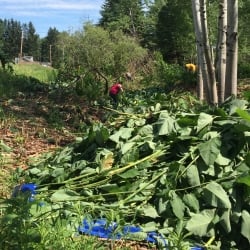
[143,205,159,218]
[236,108,250,122]
[95,127,110,146]
[241,210,250,242]
[220,209,231,233]
[121,147,139,164]
[156,111,178,135]
[203,182,231,209]
[142,221,157,232]
[138,124,153,137]
[215,153,231,166]
[121,142,136,155]
[196,112,214,132]
[170,192,185,219]
[237,175,250,186]
[51,189,80,202]
[156,197,169,215]
[198,137,221,166]
[186,209,216,236]
[135,118,146,126]
[118,168,140,179]
[109,128,134,143]
[52,167,64,178]
[29,167,41,175]
[229,99,248,115]
[183,193,200,213]
[186,165,200,186]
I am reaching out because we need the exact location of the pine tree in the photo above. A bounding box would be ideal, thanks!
[99,0,145,38]
[22,22,40,60]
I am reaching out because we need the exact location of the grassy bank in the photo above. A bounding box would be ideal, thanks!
[13,63,57,83]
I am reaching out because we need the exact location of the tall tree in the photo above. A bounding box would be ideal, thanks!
[200,0,218,104]
[217,0,227,103]
[191,0,238,105]
[2,19,22,60]
[99,0,145,38]
[142,0,168,49]
[41,27,60,67]
[225,0,238,99]
[22,22,40,60]
[155,0,194,63]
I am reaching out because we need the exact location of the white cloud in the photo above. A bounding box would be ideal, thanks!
[0,0,102,12]
[0,0,103,36]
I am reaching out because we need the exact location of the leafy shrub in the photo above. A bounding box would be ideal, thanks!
[142,52,183,89]
[238,62,250,79]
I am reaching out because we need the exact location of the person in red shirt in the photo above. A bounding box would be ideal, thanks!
[109,82,123,108]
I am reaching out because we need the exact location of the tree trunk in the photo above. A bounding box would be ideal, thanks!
[191,0,205,101]
[225,0,238,99]
[217,0,227,103]
[200,0,218,105]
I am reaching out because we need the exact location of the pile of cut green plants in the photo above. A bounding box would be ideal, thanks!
[1,92,250,249]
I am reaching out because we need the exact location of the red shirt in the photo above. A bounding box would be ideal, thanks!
[109,83,123,95]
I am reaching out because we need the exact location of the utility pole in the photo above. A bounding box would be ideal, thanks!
[19,30,24,61]
[49,44,52,65]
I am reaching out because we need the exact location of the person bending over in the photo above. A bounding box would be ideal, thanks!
[109,82,123,109]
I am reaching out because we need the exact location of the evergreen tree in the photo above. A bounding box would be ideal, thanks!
[2,19,22,60]
[41,27,60,67]
[22,22,40,61]
[99,0,145,38]
[155,1,194,63]
[141,0,167,49]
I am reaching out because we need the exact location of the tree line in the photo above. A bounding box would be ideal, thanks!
[0,0,250,104]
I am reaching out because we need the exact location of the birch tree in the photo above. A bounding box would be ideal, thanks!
[191,0,205,101]
[225,0,238,99]
[217,0,227,103]
[191,0,238,105]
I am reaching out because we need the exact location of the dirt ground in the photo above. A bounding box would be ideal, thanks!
[0,89,107,197]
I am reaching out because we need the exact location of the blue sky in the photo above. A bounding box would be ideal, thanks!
[0,0,104,37]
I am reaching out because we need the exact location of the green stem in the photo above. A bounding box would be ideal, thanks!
[120,168,168,206]
[107,149,166,176]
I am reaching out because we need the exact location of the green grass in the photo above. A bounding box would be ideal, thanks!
[13,63,58,83]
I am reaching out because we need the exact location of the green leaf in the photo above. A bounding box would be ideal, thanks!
[198,137,221,166]
[29,167,41,175]
[170,192,185,219]
[109,127,134,143]
[229,99,248,115]
[51,189,80,202]
[121,142,136,155]
[220,209,231,233]
[118,168,140,179]
[186,165,200,186]
[156,111,179,135]
[138,124,153,137]
[215,153,231,166]
[186,209,216,236]
[95,127,110,146]
[236,108,250,122]
[237,174,250,186]
[143,205,159,218]
[183,193,200,213]
[241,210,250,242]
[196,112,214,132]
[203,182,231,209]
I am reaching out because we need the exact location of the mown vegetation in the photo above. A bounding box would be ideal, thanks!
[0,1,250,249]
[0,63,249,249]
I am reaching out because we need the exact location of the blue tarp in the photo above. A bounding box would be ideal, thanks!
[13,183,204,250]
